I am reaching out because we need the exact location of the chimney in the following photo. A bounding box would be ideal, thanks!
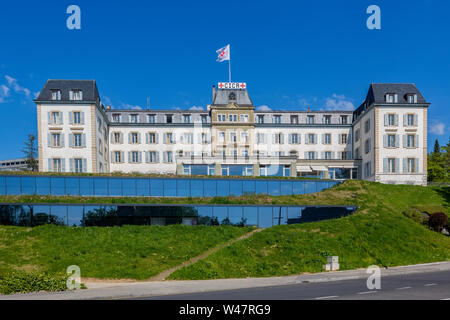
[107,105,111,110]
[212,85,216,103]
[307,107,311,112]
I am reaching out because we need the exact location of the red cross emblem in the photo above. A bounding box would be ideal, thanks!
[240,83,246,89]
[218,83,224,88]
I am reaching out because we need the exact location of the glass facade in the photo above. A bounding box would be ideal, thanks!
[0,204,357,228]
[0,175,340,197]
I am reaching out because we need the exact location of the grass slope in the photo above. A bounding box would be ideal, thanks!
[169,181,450,280]
[0,225,251,280]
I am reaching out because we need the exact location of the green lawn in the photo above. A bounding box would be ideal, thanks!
[169,181,450,280]
[0,224,251,280]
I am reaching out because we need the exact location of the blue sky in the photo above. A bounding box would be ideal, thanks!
[0,0,448,159]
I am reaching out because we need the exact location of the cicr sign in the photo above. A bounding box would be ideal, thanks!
[218,82,246,89]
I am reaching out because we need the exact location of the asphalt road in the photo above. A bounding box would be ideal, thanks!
[137,270,450,300]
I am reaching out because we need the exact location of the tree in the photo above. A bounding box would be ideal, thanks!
[21,134,38,172]
[433,139,441,154]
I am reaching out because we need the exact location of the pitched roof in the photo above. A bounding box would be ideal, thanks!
[213,88,253,106]
[35,80,100,102]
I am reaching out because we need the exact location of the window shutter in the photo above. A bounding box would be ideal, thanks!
[83,159,87,173]
[338,134,342,144]
[414,114,418,127]
[110,132,114,143]
[395,115,399,126]
[120,152,124,163]
[69,112,73,125]
[61,159,66,173]
[145,151,149,163]
[348,133,352,143]
[155,133,159,144]
[156,152,160,163]
[395,135,399,148]
[47,133,51,147]
[403,158,407,173]
[163,152,167,163]
[59,112,63,125]
[146,133,149,144]
[336,152,341,160]
[394,94,398,103]
[315,152,318,160]
[403,114,406,126]
[384,115,388,126]
[383,135,386,148]
[415,158,419,173]
[61,134,65,147]
[280,134,284,144]
[402,135,406,148]
[69,159,74,173]
[173,133,177,144]
[120,133,123,144]
[414,95,418,103]
[138,152,142,163]
[314,134,318,144]
[128,133,131,144]
[48,159,52,172]
[304,152,308,160]
[81,112,85,125]
[82,134,86,147]
[110,152,114,163]
[138,133,141,144]
[416,135,419,148]
[383,158,388,173]
[395,159,400,173]
[321,152,324,159]
[298,134,301,144]
[47,112,51,125]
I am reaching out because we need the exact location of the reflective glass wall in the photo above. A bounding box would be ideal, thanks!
[0,175,340,197]
[0,204,357,228]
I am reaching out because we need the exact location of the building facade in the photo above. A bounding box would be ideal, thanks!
[35,80,429,185]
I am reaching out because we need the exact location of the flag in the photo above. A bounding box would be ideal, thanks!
[216,45,230,62]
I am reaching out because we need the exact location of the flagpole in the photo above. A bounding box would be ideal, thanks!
[228,46,231,83]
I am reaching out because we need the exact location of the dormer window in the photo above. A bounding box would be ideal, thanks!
[69,90,83,101]
[385,93,398,103]
[183,114,191,123]
[228,92,236,101]
[130,114,138,123]
[406,94,417,104]
[112,114,121,123]
[50,90,61,101]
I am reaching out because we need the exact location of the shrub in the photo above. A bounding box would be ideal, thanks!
[0,272,68,295]
[428,212,448,233]
[402,208,424,224]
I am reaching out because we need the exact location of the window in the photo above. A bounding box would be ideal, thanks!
[407,94,417,104]
[201,133,208,144]
[51,90,61,101]
[52,158,62,172]
[307,115,315,124]
[365,138,371,154]
[73,112,81,124]
[240,114,249,123]
[74,158,83,173]
[340,134,348,144]
[365,161,371,178]
[147,132,156,144]
[166,151,173,163]
[183,114,191,123]
[387,158,396,173]
[112,114,121,123]
[273,133,283,144]
[323,133,331,144]
[183,133,193,144]
[52,133,61,147]
[406,135,416,148]
[256,133,265,144]
[113,132,121,144]
[114,151,122,163]
[217,114,226,122]
[148,114,156,123]
[219,131,225,143]
[131,151,140,163]
[387,134,396,148]
[273,115,281,124]
[74,133,82,147]
[341,115,348,124]
[364,120,370,133]
[323,115,331,124]
[131,133,139,144]
[387,114,396,126]
[355,129,360,142]
[307,151,316,160]
[230,132,237,143]
[69,90,83,101]
[341,151,350,160]
[385,93,397,103]
[201,115,208,124]
[355,147,360,159]
[166,132,174,144]
[307,133,316,144]
[407,158,416,173]
[51,112,61,125]
[149,151,158,163]
[241,131,249,143]
[166,114,173,123]
[324,151,332,160]
[257,115,265,124]
[230,148,238,157]
[229,114,237,122]
[290,133,299,144]
[290,115,298,124]
[130,114,138,123]
[242,147,249,157]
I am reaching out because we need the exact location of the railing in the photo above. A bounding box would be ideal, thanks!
[0,175,341,197]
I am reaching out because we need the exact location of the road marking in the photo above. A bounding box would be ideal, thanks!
[396,287,412,290]
[424,283,437,287]
[357,291,378,295]
[315,296,339,300]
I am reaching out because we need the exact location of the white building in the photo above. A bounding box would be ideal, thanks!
[35,80,429,185]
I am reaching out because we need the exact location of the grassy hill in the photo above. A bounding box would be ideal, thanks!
[169,181,450,280]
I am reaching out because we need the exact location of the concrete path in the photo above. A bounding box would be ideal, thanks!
[1,261,449,300]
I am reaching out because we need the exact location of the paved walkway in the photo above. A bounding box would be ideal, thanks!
[1,262,449,300]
